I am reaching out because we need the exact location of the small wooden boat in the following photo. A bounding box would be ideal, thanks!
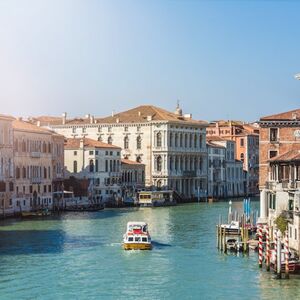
[21,209,51,218]
[226,239,243,252]
[64,204,104,212]
[123,222,152,250]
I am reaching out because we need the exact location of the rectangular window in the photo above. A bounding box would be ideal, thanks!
[74,151,77,156]
[44,185,47,193]
[240,138,244,147]
[269,151,278,159]
[270,128,278,142]
[89,151,93,155]
[295,229,298,240]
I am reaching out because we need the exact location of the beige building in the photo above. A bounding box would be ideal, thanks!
[0,115,14,217]
[207,121,259,195]
[207,137,245,198]
[13,119,64,213]
[36,105,208,199]
[64,138,122,202]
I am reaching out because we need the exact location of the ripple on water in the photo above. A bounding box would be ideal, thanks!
[0,201,300,300]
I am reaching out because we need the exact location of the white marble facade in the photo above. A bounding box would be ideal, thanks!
[46,106,208,198]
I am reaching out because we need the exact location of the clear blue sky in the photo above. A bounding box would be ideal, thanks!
[0,0,299,122]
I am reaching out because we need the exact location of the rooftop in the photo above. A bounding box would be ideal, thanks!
[260,108,300,121]
[121,159,144,165]
[269,149,300,163]
[33,105,208,126]
[206,141,226,149]
[12,119,56,135]
[64,138,121,150]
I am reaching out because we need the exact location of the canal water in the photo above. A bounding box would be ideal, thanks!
[0,200,300,300]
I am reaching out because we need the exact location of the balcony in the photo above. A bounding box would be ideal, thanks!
[31,152,41,158]
[30,178,42,184]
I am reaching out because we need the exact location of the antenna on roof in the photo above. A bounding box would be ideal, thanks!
[175,99,182,116]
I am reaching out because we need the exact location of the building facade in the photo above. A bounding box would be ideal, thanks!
[207,121,259,195]
[13,119,64,213]
[207,137,246,198]
[64,138,122,203]
[259,108,300,253]
[0,115,14,217]
[39,105,208,199]
[207,141,226,198]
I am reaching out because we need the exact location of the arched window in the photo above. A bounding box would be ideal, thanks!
[240,153,244,163]
[98,136,102,142]
[175,156,178,171]
[180,133,183,147]
[194,135,197,148]
[199,135,203,148]
[95,159,99,172]
[189,133,193,148]
[156,132,162,147]
[169,156,173,171]
[107,136,112,145]
[169,133,173,147]
[73,161,77,173]
[136,136,141,150]
[185,133,188,148]
[89,160,94,172]
[136,156,142,163]
[156,156,162,172]
[124,136,129,149]
[22,167,26,179]
[175,133,178,147]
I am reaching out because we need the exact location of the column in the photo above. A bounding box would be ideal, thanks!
[258,188,268,224]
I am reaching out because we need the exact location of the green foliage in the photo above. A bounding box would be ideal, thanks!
[274,215,288,233]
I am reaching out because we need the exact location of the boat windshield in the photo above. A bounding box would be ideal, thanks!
[128,224,147,233]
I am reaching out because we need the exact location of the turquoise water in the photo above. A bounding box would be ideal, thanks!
[0,201,300,300]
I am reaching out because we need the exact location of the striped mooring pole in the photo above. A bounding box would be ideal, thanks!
[266,225,270,271]
[274,229,277,273]
[258,225,263,268]
[285,230,289,279]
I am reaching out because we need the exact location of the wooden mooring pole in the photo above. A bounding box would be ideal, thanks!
[258,225,263,268]
[285,230,289,279]
[276,230,282,279]
[266,225,270,271]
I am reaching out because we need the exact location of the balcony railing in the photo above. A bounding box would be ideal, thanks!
[31,152,41,158]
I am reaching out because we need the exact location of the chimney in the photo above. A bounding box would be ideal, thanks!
[80,138,84,149]
[85,114,90,119]
[112,110,115,117]
[138,111,141,117]
[116,118,120,123]
[62,112,67,125]
[17,117,23,121]
[90,115,94,124]
[37,120,41,127]
[183,113,192,119]
[147,115,152,121]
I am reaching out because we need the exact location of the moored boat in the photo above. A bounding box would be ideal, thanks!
[123,222,152,250]
[138,190,176,207]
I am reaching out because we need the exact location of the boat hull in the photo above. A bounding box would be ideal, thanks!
[123,243,152,250]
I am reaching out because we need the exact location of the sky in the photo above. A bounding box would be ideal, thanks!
[0,0,300,122]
